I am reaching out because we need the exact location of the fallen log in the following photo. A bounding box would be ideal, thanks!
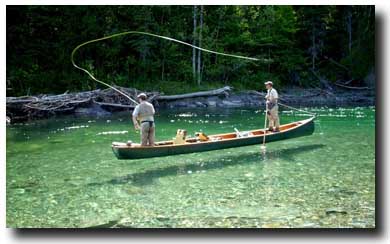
[334,82,372,90]
[6,86,154,121]
[93,100,136,108]
[244,90,266,96]
[23,103,67,111]
[157,86,232,101]
[6,96,39,104]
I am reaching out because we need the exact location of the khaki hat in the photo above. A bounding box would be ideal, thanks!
[264,81,273,86]
[137,93,147,99]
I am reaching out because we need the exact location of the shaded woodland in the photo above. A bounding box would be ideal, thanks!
[7,5,375,97]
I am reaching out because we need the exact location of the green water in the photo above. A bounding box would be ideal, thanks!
[6,106,375,228]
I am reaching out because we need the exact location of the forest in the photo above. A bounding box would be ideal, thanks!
[6,5,375,96]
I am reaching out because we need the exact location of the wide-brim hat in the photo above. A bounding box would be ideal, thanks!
[137,93,147,99]
[264,81,273,86]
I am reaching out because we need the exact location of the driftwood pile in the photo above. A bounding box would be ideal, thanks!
[6,87,137,121]
[6,86,232,121]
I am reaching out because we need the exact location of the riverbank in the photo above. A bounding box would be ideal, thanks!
[6,86,375,122]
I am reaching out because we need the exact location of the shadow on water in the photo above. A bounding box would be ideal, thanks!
[88,144,325,187]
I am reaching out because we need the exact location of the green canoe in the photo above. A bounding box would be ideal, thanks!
[112,116,315,160]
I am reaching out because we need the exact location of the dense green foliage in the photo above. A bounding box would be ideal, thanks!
[6,5,375,96]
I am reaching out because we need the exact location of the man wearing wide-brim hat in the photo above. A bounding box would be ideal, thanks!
[264,81,280,132]
[132,93,156,146]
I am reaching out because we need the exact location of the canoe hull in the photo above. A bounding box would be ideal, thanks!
[112,117,315,160]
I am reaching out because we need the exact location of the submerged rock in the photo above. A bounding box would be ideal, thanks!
[195,102,207,107]
[325,208,348,215]
[301,222,321,228]
[15,188,25,194]
[207,101,217,107]
[220,100,243,107]
[86,219,120,228]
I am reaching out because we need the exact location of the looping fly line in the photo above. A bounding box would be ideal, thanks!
[71,31,260,105]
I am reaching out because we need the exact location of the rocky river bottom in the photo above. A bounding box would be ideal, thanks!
[6,106,375,228]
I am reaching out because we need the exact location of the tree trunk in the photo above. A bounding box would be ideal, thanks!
[161,55,165,81]
[312,24,316,70]
[213,8,224,65]
[267,6,273,73]
[268,48,271,73]
[157,86,232,101]
[197,5,204,86]
[347,7,352,55]
[193,6,197,82]
[161,9,166,82]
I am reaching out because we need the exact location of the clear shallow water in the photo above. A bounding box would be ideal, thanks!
[6,106,375,228]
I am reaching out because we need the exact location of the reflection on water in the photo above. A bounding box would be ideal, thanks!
[6,107,375,228]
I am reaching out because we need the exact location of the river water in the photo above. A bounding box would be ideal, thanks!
[6,106,375,228]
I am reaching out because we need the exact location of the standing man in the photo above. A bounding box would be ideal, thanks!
[132,93,155,146]
[264,81,280,132]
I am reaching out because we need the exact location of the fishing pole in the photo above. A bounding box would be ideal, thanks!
[260,105,268,152]
[278,102,317,117]
[71,31,261,104]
